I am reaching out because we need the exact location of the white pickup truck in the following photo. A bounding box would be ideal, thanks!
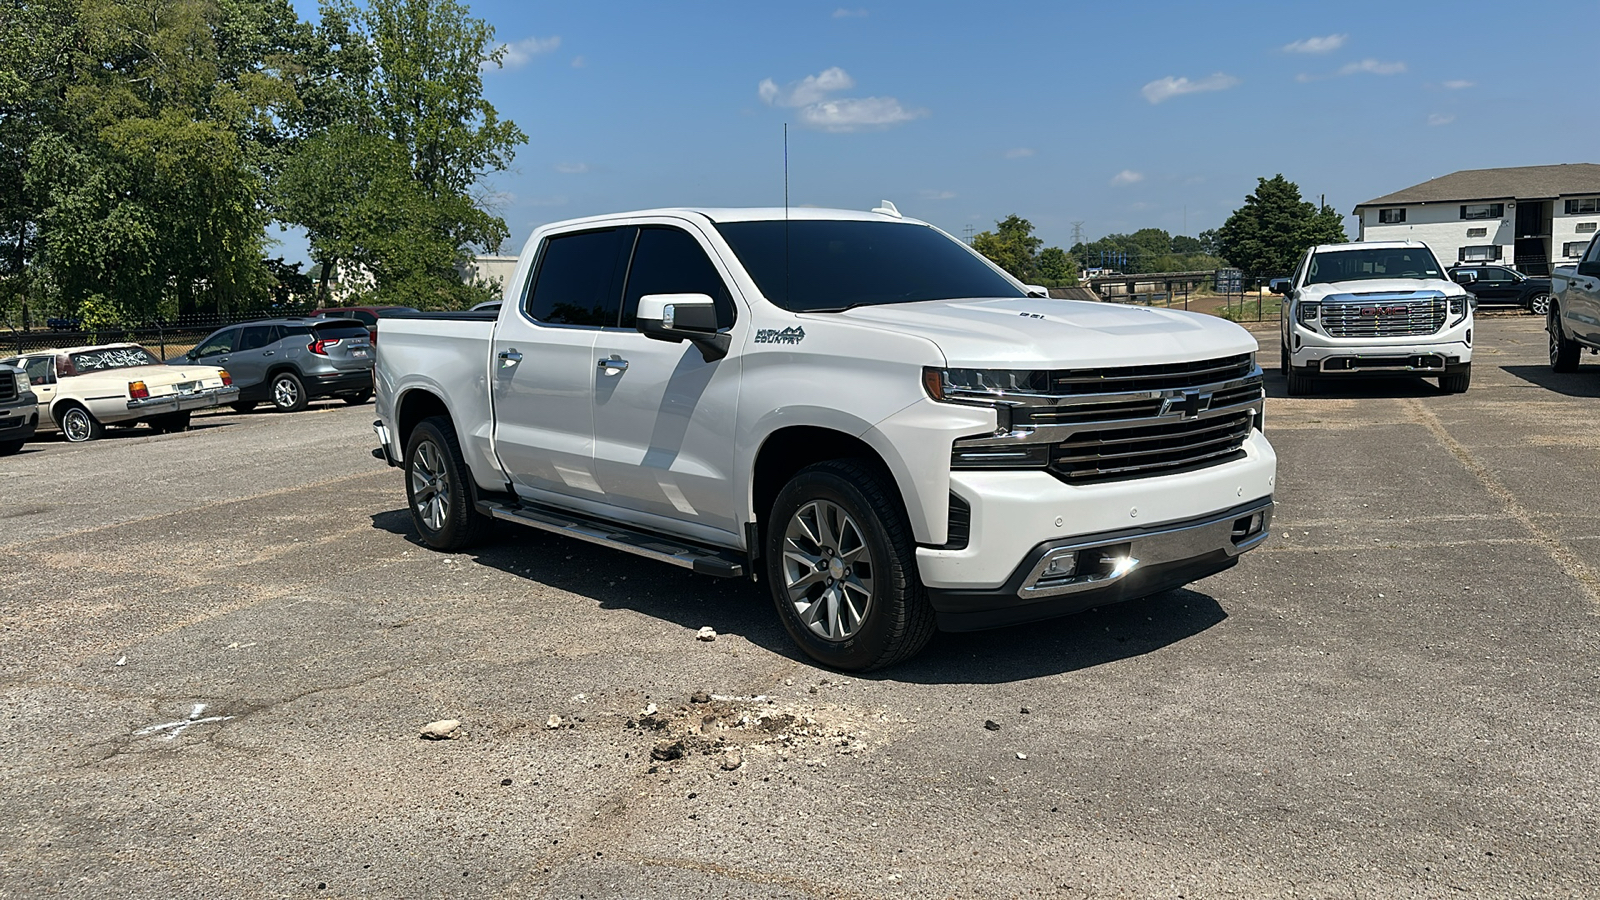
[1273,240,1475,395]
[1549,233,1600,372]
[372,206,1277,670]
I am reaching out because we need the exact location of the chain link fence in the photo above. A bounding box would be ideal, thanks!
[2,308,317,360]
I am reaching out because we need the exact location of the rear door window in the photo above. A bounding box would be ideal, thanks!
[525,228,628,327]
[237,325,275,350]
[619,226,735,329]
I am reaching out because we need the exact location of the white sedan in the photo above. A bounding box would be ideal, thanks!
[1,343,240,442]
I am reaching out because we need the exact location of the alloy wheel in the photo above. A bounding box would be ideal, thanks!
[273,377,300,409]
[1530,293,1551,317]
[409,439,450,532]
[781,499,875,641]
[62,408,93,442]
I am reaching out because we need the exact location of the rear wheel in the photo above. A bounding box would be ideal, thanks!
[270,371,308,412]
[1438,365,1471,394]
[1528,292,1552,317]
[148,411,191,433]
[58,404,103,443]
[1551,306,1581,372]
[765,459,935,672]
[403,416,490,551]
[230,401,257,414]
[343,389,373,406]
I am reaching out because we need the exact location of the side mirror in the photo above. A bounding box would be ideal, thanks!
[1268,278,1291,295]
[1579,260,1600,277]
[185,350,198,361]
[1024,284,1051,299]
[636,293,730,361]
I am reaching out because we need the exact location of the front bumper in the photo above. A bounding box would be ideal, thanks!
[1288,325,1472,373]
[926,496,1272,631]
[0,395,38,442]
[126,385,241,414]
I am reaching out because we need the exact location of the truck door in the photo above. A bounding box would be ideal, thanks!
[490,227,630,502]
[1573,237,1600,343]
[591,224,743,543]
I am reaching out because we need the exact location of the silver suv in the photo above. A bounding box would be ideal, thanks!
[182,317,373,413]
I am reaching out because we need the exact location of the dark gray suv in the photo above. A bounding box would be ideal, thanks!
[182,317,374,413]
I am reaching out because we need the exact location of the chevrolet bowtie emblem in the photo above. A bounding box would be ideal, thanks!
[1161,391,1212,419]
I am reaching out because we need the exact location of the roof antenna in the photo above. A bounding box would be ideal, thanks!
[872,199,901,218]
[784,123,790,306]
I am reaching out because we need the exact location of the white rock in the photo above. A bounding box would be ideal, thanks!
[1016,752,1028,760]
[720,748,744,771]
[420,719,462,740]
[696,626,718,642]
[546,715,562,729]
[643,703,658,716]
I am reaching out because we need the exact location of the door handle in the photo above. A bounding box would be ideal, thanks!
[497,349,522,368]
[597,356,629,373]
[263,351,274,357]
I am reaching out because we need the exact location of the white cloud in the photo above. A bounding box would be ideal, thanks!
[571,56,586,69]
[833,7,868,17]
[1111,170,1145,186]
[919,189,956,200]
[1442,79,1473,90]
[1141,73,1240,104]
[1004,147,1035,159]
[1427,113,1455,126]
[493,35,561,70]
[1338,58,1406,76]
[554,162,588,174]
[1283,34,1347,54]
[759,67,925,132]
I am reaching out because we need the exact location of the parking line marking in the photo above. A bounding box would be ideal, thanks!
[1403,397,1600,605]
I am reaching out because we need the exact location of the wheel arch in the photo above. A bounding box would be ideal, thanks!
[750,425,919,550]
[395,387,453,457]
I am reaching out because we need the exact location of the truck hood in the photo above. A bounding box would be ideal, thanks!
[828,297,1258,368]
[1298,278,1469,301]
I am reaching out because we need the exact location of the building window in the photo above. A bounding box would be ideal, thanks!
[1459,245,1503,262]
[1566,242,1593,258]
[1565,198,1600,215]
[1577,222,1598,234]
[1466,227,1488,238]
[1460,203,1505,220]
[1377,208,1406,224]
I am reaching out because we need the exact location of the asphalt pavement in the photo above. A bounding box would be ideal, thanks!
[2,315,1597,899]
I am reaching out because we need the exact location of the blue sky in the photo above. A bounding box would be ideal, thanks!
[276,0,1600,264]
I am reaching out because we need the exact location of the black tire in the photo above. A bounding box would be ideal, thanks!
[0,439,23,456]
[147,411,191,434]
[764,459,935,672]
[57,404,103,442]
[269,371,308,412]
[1551,306,1581,373]
[1279,341,1289,378]
[343,389,373,406]
[230,401,257,414]
[402,415,489,551]
[1438,366,1471,394]
[1284,364,1314,397]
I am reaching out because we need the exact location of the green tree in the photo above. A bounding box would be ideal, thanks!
[972,215,1044,282]
[1216,174,1348,275]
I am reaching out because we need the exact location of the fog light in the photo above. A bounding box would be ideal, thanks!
[1040,551,1076,580]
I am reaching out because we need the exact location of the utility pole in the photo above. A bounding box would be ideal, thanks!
[1070,221,1085,246]
[962,224,975,246]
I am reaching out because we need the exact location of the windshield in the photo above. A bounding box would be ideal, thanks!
[714,220,1025,312]
[1306,247,1443,285]
[70,346,161,372]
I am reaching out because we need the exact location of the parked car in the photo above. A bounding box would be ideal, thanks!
[1448,264,1554,315]
[310,305,420,343]
[181,317,374,413]
[1549,234,1600,372]
[0,343,238,442]
[1274,241,1475,395]
[0,361,39,454]
[373,205,1276,670]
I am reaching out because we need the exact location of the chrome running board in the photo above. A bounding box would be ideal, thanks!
[475,499,745,578]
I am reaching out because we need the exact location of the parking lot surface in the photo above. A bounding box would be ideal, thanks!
[3,315,1598,899]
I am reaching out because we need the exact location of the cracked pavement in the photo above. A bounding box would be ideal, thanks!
[2,315,1598,898]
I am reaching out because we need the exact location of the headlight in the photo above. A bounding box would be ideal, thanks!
[922,367,1050,404]
[13,373,27,391]
[1448,293,1470,325]
[1295,301,1320,325]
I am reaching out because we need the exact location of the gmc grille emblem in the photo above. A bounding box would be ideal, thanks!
[1160,390,1212,419]
[1359,305,1408,316]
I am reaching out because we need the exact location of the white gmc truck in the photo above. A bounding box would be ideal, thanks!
[372,206,1277,670]
[1273,240,1475,395]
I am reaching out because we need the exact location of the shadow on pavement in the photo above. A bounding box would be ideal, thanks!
[1263,369,1442,400]
[371,508,1229,683]
[1502,364,1600,398]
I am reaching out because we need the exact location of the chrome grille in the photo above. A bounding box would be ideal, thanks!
[0,373,14,403]
[1051,411,1255,483]
[1322,298,1446,337]
[1049,354,1255,395]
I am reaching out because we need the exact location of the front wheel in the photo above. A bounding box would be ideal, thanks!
[0,439,23,456]
[1438,366,1471,394]
[765,459,935,672]
[58,405,103,442]
[343,389,373,406]
[403,416,489,551]
[1551,307,1581,372]
[270,371,308,412]
[1528,292,1552,317]
[1284,364,1314,397]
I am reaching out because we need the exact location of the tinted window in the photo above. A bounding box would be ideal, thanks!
[312,322,370,340]
[715,220,1024,312]
[1305,247,1443,285]
[195,329,236,356]
[621,227,735,329]
[526,229,627,326]
[349,310,377,326]
[238,325,275,350]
